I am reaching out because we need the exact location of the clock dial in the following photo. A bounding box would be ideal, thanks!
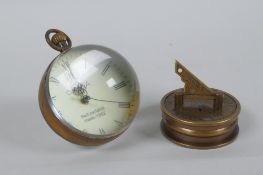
[46,45,139,137]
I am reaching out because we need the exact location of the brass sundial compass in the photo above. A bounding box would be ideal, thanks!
[160,60,241,149]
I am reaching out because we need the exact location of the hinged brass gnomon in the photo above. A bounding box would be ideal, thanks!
[175,61,223,113]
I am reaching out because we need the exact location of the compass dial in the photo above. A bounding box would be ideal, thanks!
[163,90,238,121]
[46,45,139,137]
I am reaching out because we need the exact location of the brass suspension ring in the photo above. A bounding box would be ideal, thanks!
[45,29,72,52]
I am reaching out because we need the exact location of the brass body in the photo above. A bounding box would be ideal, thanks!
[39,29,139,146]
[160,61,241,149]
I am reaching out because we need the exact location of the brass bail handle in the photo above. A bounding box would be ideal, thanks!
[45,29,72,52]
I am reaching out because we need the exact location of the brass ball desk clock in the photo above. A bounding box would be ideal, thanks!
[160,61,240,149]
[39,29,139,146]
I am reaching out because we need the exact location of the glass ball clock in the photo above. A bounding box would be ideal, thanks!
[39,29,140,146]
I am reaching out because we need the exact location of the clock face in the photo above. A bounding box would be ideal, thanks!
[46,45,139,137]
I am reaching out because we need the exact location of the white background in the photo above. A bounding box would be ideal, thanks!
[0,0,262,174]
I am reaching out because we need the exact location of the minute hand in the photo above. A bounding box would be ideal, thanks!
[89,97,128,104]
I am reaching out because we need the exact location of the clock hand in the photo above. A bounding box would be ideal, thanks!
[80,95,128,105]
[89,97,127,104]
[71,84,127,105]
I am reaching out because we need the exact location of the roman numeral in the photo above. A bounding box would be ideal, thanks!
[61,60,70,71]
[61,60,76,81]
[114,120,123,127]
[99,128,106,135]
[113,81,127,90]
[101,61,112,75]
[119,102,130,108]
[49,77,59,84]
